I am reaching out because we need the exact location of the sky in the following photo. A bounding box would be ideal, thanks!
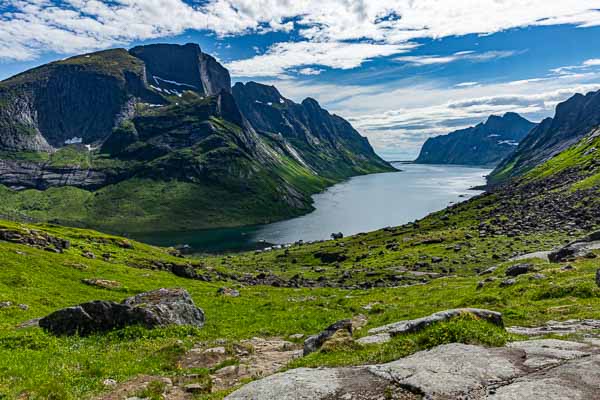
[2,1,600,160]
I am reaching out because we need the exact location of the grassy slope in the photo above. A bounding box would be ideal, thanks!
[1,200,599,398]
[2,133,600,398]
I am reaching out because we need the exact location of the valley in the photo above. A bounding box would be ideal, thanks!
[1,19,600,400]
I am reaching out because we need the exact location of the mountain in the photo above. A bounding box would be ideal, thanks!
[415,113,536,166]
[0,43,392,233]
[232,82,390,178]
[489,90,600,184]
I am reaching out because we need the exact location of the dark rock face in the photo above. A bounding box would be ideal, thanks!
[129,43,231,96]
[232,81,392,179]
[304,319,353,356]
[490,89,600,183]
[39,288,204,336]
[0,159,109,190]
[415,112,535,166]
[0,49,156,151]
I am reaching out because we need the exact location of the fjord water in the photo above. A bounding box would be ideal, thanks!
[134,163,491,253]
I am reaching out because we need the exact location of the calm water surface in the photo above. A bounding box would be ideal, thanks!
[133,163,491,253]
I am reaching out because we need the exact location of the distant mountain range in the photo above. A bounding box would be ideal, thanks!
[0,43,392,233]
[415,113,536,166]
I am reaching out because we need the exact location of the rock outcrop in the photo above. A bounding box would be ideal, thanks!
[0,159,109,190]
[416,113,535,166]
[226,339,600,399]
[39,288,204,336]
[304,319,353,356]
[358,308,503,345]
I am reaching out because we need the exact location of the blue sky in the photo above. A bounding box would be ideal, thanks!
[2,1,600,159]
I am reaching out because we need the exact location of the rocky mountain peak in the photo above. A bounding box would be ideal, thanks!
[129,43,231,96]
[415,112,535,166]
[232,82,285,105]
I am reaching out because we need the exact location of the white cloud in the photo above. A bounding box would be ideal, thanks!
[551,58,600,75]
[455,82,479,88]
[226,41,416,77]
[395,50,518,66]
[297,67,324,75]
[2,0,600,71]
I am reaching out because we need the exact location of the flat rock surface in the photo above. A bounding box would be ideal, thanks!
[507,319,600,336]
[226,339,600,400]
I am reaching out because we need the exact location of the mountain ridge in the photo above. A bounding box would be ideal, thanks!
[415,112,536,166]
[489,89,600,184]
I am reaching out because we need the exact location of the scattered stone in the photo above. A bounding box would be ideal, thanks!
[530,273,546,280]
[185,383,208,394]
[0,301,12,308]
[81,278,121,289]
[204,346,227,355]
[351,314,368,331]
[479,266,498,275]
[103,378,117,387]
[505,263,535,277]
[288,333,304,340]
[18,303,29,310]
[82,251,96,259]
[217,287,240,297]
[561,264,576,271]
[304,319,353,356]
[39,288,204,336]
[500,278,517,287]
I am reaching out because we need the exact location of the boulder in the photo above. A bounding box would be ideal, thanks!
[304,319,353,356]
[549,241,598,262]
[39,288,204,336]
[505,263,534,277]
[500,278,517,287]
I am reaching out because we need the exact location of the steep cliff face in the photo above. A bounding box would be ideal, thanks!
[0,49,158,151]
[490,90,600,184]
[232,81,392,179]
[415,113,535,166]
[129,43,231,96]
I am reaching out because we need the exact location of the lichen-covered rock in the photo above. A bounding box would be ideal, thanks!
[39,288,204,336]
[227,340,600,400]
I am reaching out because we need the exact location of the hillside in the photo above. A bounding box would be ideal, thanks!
[490,89,600,184]
[0,44,392,233]
[2,127,600,397]
[415,113,535,166]
[232,82,391,179]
